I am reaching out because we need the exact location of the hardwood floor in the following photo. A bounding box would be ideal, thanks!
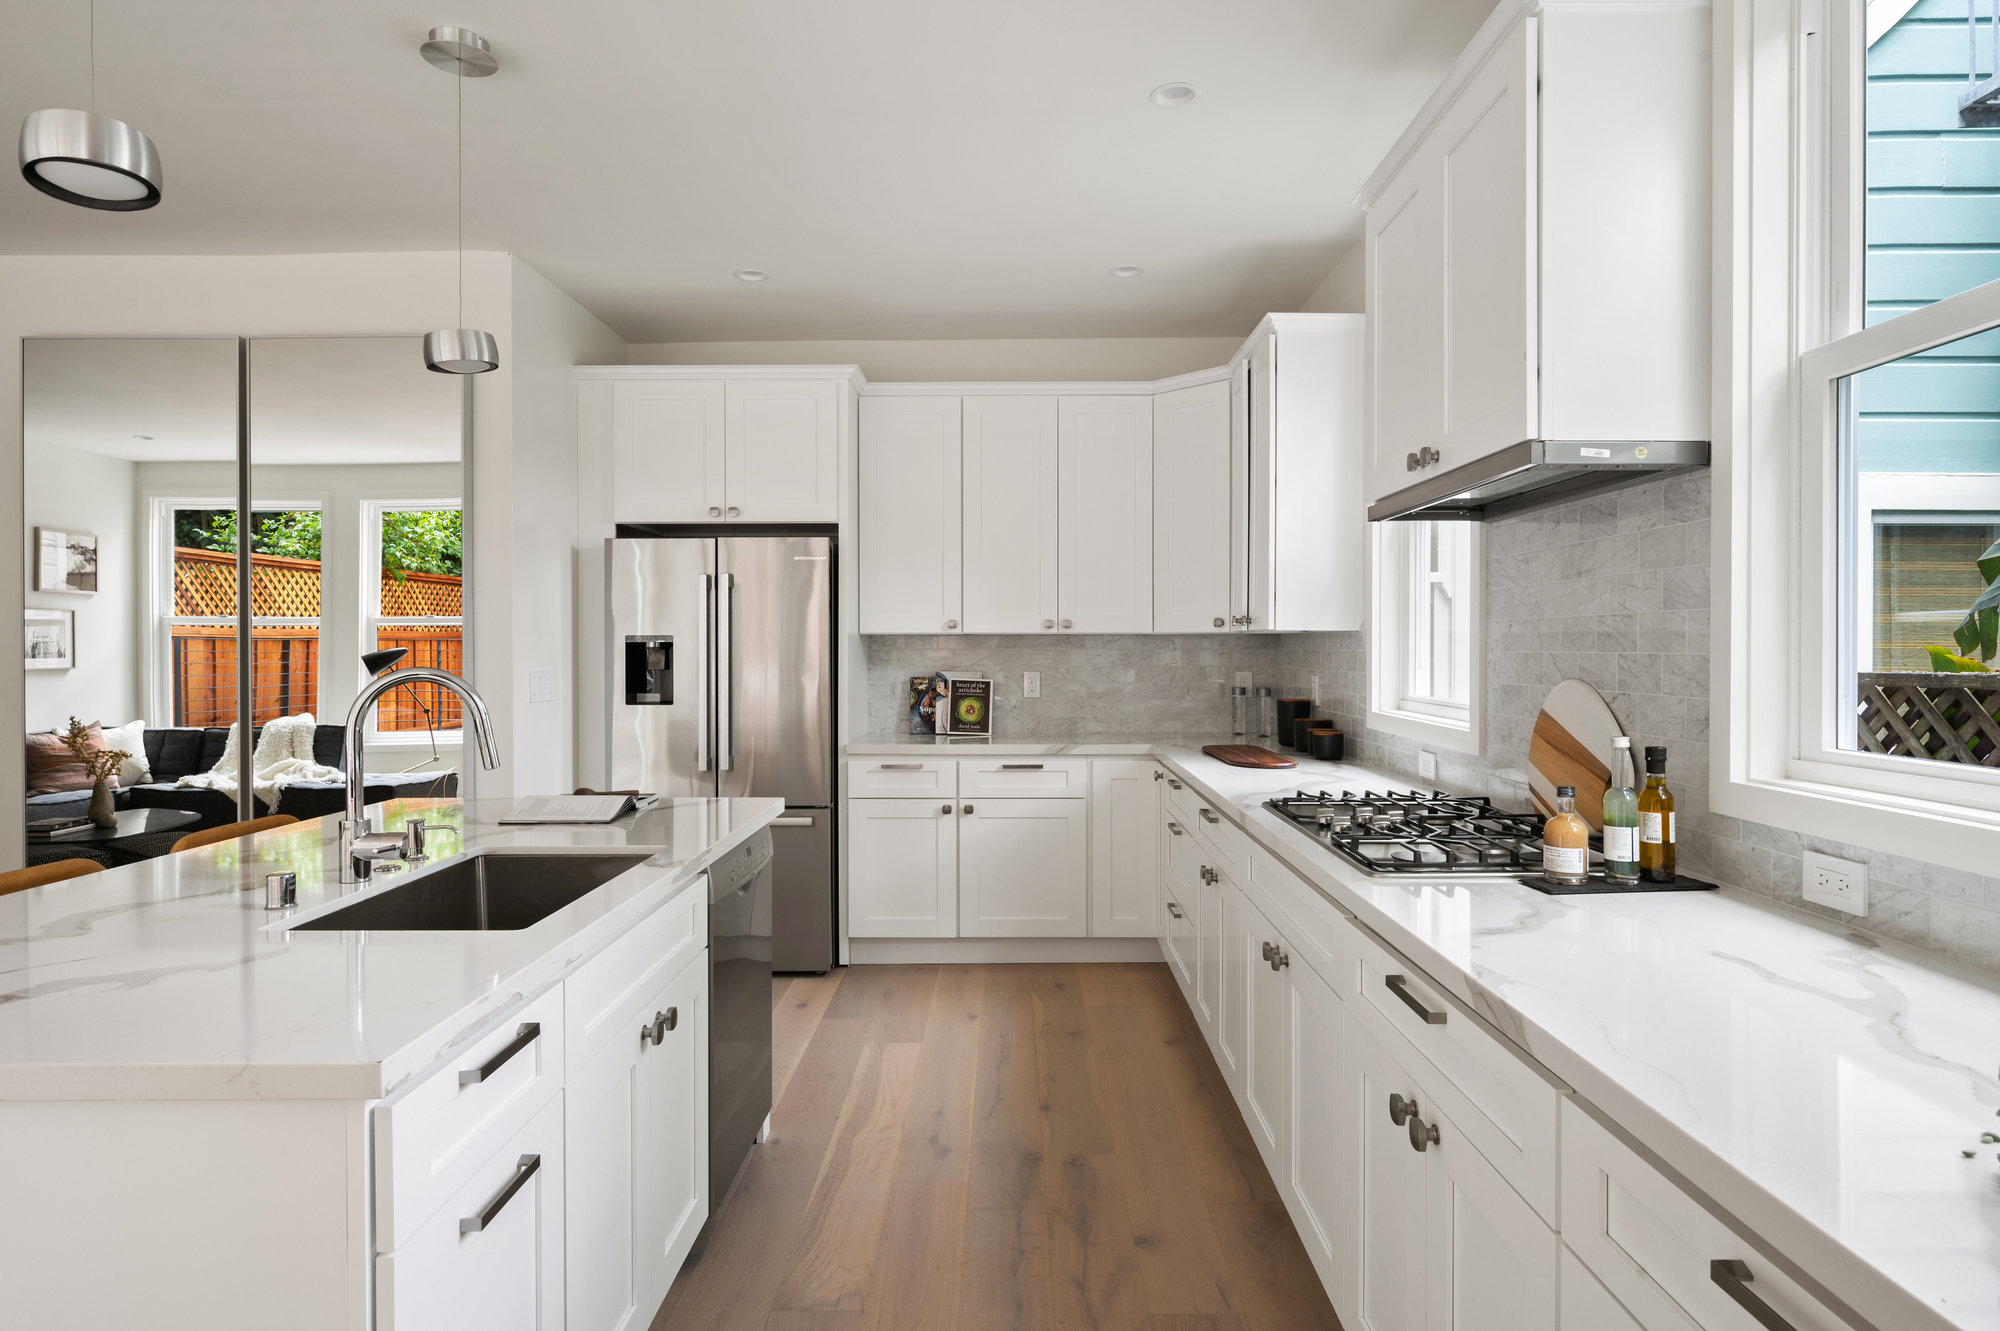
[652,963,1341,1331]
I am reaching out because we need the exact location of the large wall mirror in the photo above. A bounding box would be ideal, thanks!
[20,336,468,868]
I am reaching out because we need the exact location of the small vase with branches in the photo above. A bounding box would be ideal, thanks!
[61,716,130,828]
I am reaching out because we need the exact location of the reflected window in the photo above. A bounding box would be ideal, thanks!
[364,501,463,735]
[164,504,321,726]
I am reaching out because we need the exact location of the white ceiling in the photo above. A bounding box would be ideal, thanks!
[0,0,1494,343]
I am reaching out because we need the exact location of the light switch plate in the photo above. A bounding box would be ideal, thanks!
[1418,750,1438,781]
[1803,850,1868,915]
[527,668,556,704]
[1023,671,1040,698]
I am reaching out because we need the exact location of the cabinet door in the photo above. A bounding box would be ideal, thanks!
[1243,335,1276,630]
[1192,866,1221,1033]
[1437,19,1539,464]
[1057,395,1153,632]
[565,1012,645,1331]
[635,948,709,1313]
[962,396,1059,633]
[1365,155,1445,505]
[848,799,959,937]
[1215,880,1249,1094]
[858,396,962,634]
[1153,379,1233,632]
[1424,1098,1557,1331]
[1347,1016,1429,1331]
[1240,895,1291,1169]
[1559,1246,1644,1331]
[723,378,839,522]
[1162,881,1196,996]
[959,797,1087,937]
[614,379,726,523]
[384,1092,565,1331]
[1090,760,1161,937]
[1288,958,1347,1305]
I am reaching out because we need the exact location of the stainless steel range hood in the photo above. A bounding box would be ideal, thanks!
[1367,439,1710,522]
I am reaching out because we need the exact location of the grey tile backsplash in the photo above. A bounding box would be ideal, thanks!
[863,469,2000,971]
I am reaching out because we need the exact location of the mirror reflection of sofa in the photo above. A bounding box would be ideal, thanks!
[26,722,458,850]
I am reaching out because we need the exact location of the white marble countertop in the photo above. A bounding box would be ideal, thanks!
[858,730,2000,1331]
[0,796,781,1102]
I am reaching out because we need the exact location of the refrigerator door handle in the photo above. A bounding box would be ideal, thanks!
[717,571,735,772]
[697,573,712,772]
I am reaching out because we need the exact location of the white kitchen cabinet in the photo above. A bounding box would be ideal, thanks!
[1424,1092,1557,1331]
[858,396,963,634]
[380,1091,566,1331]
[1287,957,1348,1307]
[1162,882,1196,994]
[1215,878,1249,1094]
[1347,1014,1430,1331]
[1192,863,1222,1034]
[1057,395,1153,632]
[1237,314,1366,631]
[724,378,839,522]
[1240,892,1292,1170]
[1560,1246,1644,1331]
[612,379,727,524]
[1089,760,1161,937]
[959,797,1088,937]
[847,798,960,937]
[1359,2,1709,506]
[566,946,708,1331]
[1152,378,1234,632]
[962,395,1060,633]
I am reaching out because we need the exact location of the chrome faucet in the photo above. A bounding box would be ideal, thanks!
[339,666,500,883]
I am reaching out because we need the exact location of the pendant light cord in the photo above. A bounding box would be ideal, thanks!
[456,57,464,329]
[88,0,95,112]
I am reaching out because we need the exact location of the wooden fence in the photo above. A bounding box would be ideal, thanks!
[1856,672,2000,767]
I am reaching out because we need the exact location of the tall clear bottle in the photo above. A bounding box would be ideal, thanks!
[1601,737,1639,884]
[1231,686,1250,736]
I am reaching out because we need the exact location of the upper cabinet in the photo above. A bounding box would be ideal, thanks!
[605,373,847,524]
[962,396,1061,633]
[1360,0,1710,504]
[1153,379,1234,632]
[1058,395,1153,634]
[858,396,962,635]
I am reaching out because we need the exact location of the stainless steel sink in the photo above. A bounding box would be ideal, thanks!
[291,852,652,931]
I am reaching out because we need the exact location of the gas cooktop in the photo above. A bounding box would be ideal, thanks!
[1265,789,1566,878]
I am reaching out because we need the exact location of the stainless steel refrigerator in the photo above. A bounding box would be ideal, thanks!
[609,532,835,973]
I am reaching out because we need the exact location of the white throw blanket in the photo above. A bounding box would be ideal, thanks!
[176,713,344,811]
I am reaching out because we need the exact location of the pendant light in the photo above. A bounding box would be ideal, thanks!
[421,26,499,375]
[18,0,162,210]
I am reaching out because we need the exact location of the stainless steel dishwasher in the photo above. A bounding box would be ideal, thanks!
[705,827,774,1208]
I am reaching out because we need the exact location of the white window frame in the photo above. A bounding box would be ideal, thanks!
[1367,517,1486,754]
[1720,0,2000,873]
[360,498,464,746]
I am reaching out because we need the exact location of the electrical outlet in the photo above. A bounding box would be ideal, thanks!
[1023,671,1040,698]
[1234,670,1253,691]
[1803,851,1868,915]
[527,668,556,704]
[1417,750,1438,782]
[1310,673,1323,707]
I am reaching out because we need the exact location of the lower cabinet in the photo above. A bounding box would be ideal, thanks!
[566,945,710,1331]
[1286,958,1348,1301]
[1215,879,1249,1093]
[1163,878,1196,993]
[1241,892,1293,1169]
[847,798,959,937]
[961,798,1088,936]
[1089,760,1163,937]
[379,1091,567,1331]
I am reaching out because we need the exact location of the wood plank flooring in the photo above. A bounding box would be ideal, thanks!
[652,963,1341,1331]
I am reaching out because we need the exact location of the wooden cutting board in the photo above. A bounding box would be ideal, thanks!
[1202,744,1296,769]
[1527,679,1623,831]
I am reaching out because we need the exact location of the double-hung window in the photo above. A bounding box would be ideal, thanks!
[1369,518,1483,752]
[1725,0,2000,867]
[362,500,464,742]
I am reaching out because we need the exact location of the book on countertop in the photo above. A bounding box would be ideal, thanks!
[26,814,94,839]
[498,793,658,825]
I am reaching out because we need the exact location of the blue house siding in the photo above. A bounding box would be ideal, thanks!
[1863,0,2000,472]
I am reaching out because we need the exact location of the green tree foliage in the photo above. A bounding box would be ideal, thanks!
[380,509,462,579]
[173,509,322,561]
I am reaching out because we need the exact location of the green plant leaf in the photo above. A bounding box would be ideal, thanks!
[1978,538,2000,589]
[1927,646,1992,673]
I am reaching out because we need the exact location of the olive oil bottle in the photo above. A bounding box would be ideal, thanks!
[1601,737,1640,885]
[1637,745,1676,883]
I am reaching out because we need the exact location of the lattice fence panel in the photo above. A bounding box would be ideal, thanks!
[174,548,325,618]
[1856,672,2000,766]
[380,570,462,617]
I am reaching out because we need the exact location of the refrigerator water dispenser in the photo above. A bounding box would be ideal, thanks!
[623,636,672,704]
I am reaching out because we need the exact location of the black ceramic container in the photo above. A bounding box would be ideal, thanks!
[1275,698,1313,749]
[1308,728,1344,762]
[1291,716,1332,751]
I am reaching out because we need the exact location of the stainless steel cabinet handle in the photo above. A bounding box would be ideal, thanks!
[1198,808,1220,824]
[726,506,740,517]
[962,803,974,814]
[1167,901,1185,919]
[1000,763,1044,770]
[878,763,923,771]
[1384,974,1448,1025]
[1167,778,1182,790]
[1408,1112,1440,1152]
[1042,619,1055,629]
[1166,821,1185,836]
[1060,619,1072,629]
[1389,1092,1416,1126]
[640,1008,679,1047]
[461,1154,540,1233]
[1710,1260,1798,1331]
[1213,617,1225,627]
[460,1022,540,1086]
[945,619,957,629]
[708,506,721,517]
[771,816,814,827]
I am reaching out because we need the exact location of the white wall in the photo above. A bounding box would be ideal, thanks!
[0,252,514,865]
[23,443,139,733]
[628,337,1243,382]
[1299,240,1365,314]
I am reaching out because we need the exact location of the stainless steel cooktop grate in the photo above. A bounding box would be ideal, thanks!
[1264,789,1563,877]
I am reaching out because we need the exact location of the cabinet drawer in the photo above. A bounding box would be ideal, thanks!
[1245,846,1354,994]
[848,758,957,799]
[959,757,1088,798]
[1184,798,1247,884]
[378,1090,565,1331]
[566,885,705,1078]
[1164,809,1209,887]
[375,986,565,1252]
[1162,771,1199,825]
[1350,929,1562,1225]
[1162,877,1195,993]
[1561,1103,1860,1331]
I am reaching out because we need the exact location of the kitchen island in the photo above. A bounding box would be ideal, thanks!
[0,794,781,1331]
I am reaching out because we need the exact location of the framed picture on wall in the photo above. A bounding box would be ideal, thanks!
[24,609,74,671]
[34,527,98,594]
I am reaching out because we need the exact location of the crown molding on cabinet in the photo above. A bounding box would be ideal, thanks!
[573,364,867,388]
[860,364,1232,397]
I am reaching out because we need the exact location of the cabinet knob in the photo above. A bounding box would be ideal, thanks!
[1406,446,1442,472]
[1060,619,1072,630]
[726,506,740,517]
[1389,1092,1416,1126]
[1042,619,1054,630]
[1153,770,1165,782]
[962,803,974,814]
[708,506,721,517]
[942,804,954,816]
[945,619,957,630]
[1213,617,1225,628]
[1408,1113,1440,1152]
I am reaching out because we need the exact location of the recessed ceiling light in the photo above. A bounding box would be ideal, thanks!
[1110,266,1143,279]
[1149,82,1196,108]
[734,269,768,282]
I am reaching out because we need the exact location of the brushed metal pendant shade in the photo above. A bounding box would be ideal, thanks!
[18,106,161,211]
[423,328,499,375]
[422,25,499,375]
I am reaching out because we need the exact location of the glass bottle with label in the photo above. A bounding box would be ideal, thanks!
[1541,785,1591,887]
[1601,737,1640,885]
[1638,745,1676,883]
